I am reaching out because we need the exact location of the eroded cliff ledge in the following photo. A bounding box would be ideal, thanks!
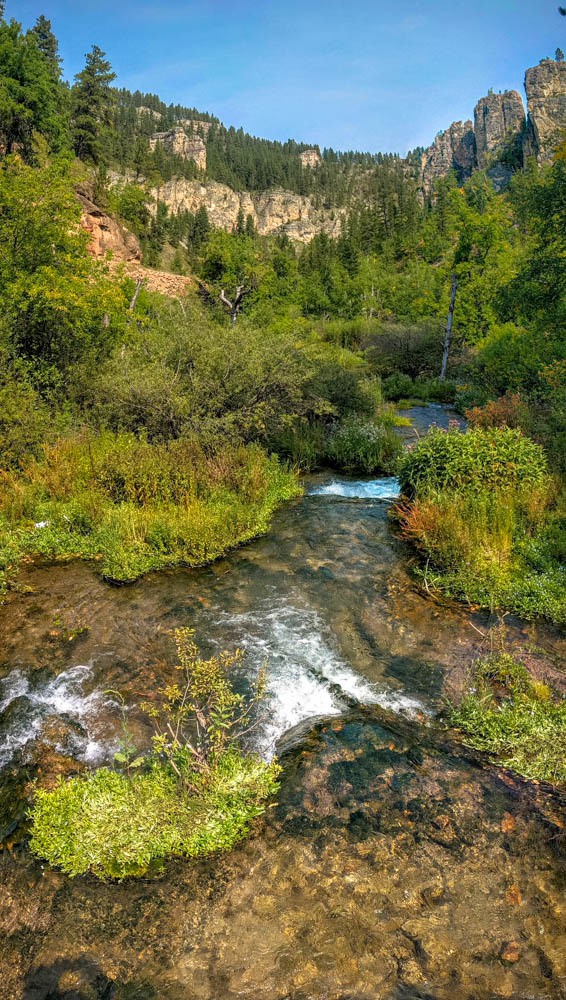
[153,178,344,242]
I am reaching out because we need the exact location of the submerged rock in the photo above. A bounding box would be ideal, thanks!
[2,706,565,1000]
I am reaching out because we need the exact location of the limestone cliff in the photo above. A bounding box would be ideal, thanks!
[154,178,344,242]
[420,121,475,198]
[177,119,214,136]
[149,127,207,171]
[300,148,321,169]
[524,59,566,162]
[473,90,525,168]
[420,60,565,197]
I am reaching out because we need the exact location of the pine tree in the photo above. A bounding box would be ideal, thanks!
[72,45,116,164]
[29,16,62,79]
[0,17,69,156]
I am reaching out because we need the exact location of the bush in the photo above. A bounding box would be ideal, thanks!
[451,652,566,784]
[29,632,281,879]
[29,750,279,879]
[327,417,403,474]
[399,426,547,498]
[382,372,415,401]
[0,368,54,469]
[465,392,529,430]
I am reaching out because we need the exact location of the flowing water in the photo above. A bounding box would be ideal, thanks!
[0,406,565,1000]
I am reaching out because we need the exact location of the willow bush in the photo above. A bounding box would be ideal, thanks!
[29,632,280,879]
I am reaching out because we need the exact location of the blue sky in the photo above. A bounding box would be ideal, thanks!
[11,0,565,154]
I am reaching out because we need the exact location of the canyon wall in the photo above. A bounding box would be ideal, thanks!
[419,58,565,198]
[153,178,344,242]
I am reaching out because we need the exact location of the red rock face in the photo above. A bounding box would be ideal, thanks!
[77,186,142,263]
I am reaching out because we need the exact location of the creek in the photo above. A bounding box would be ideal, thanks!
[0,406,565,1000]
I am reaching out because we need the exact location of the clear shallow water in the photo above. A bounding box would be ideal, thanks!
[1,404,565,999]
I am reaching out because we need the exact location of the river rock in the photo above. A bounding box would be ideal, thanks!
[1,706,565,999]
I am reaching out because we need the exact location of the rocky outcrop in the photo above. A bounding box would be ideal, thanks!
[149,127,207,170]
[300,148,321,169]
[126,263,194,297]
[177,119,214,136]
[136,106,161,121]
[420,121,476,198]
[474,90,525,168]
[524,59,566,162]
[77,186,141,263]
[154,178,344,242]
[420,61,565,196]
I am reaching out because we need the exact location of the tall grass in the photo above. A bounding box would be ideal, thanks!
[0,431,300,589]
[451,653,566,785]
[395,427,565,622]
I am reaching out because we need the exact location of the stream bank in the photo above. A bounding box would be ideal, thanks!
[0,406,564,999]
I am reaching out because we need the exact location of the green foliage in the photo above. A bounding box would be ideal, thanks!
[0,16,69,157]
[72,45,116,164]
[0,156,127,378]
[0,362,53,467]
[327,417,402,474]
[108,181,151,236]
[451,653,566,784]
[29,632,280,879]
[29,749,280,879]
[143,628,268,775]
[0,431,300,590]
[84,299,314,444]
[399,426,547,498]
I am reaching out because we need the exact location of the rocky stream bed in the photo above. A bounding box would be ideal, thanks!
[0,407,564,1000]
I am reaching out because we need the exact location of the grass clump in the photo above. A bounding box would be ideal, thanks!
[29,631,280,879]
[29,750,279,879]
[0,431,300,590]
[395,426,565,623]
[274,412,404,474]
[451,652,566,785]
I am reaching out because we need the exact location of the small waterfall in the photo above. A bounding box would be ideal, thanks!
[211,600,423,757]
[308,477,400,499]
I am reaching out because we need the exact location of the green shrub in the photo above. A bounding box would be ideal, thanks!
[29,631,280,879]
[29,750,279,879]
[399,426,547,498]
[451,653,566,784]
[327,417,403,474]
[383,372,415,401]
